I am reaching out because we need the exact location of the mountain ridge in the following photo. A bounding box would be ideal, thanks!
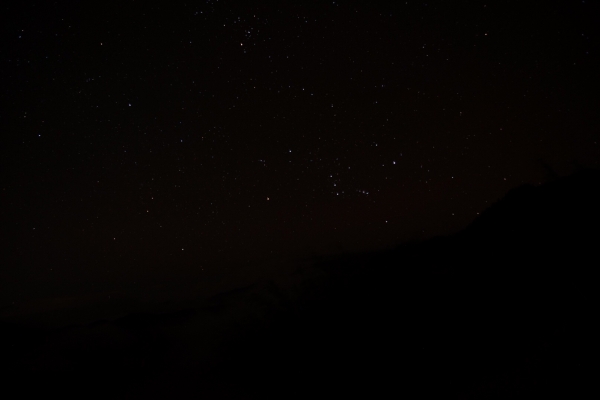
[2,169,597,398]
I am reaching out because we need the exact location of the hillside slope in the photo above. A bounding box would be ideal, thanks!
[2,170,598,398]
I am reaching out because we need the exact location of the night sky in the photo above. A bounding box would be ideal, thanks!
[2,1,599,316]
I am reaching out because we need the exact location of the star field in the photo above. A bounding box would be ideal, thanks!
[1,0,599,307]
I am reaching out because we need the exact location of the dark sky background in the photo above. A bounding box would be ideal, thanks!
[2,1,599,318]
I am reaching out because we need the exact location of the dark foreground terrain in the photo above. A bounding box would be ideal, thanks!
[2,170,598,398]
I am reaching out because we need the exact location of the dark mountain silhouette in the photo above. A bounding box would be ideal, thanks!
[2,170,597,398]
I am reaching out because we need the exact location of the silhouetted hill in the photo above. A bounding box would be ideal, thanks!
[2,170,597,398]
[465,168,600,248]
